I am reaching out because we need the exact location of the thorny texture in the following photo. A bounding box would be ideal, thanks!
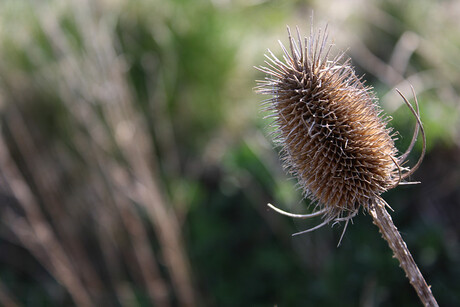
[256,26,438,307]
[256,27,421,226]
[369,198,438,307]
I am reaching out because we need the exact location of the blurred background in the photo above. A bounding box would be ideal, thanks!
[0,0,459,306]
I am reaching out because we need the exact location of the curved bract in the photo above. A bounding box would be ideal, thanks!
[255,24,437,307]
[256,26,424,229]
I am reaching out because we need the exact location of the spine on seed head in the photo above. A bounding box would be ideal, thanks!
[256,27,402,225]
[256,25,437,307]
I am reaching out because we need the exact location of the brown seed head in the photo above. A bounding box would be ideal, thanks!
[256,26,435,305]
[256,27,423,225]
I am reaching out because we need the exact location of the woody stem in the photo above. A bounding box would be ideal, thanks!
[368,198,438,307]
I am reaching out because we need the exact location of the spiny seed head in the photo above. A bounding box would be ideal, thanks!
[255,27,435,306]
[256,26,409,222]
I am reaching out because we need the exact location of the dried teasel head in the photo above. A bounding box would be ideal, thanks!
[255,25,438,306]
[255,26,425,235]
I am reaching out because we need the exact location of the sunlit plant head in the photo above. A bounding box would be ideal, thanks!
[254,24,438,307]
[255,26,424,234]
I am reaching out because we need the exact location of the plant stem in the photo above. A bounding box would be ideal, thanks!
[368,198,438,307]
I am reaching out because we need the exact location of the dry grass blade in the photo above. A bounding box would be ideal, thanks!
[0,1,196,306]
[0,132,93,307]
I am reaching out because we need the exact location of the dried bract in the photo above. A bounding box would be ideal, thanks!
[255,25,438,307]
[255,26,424,231]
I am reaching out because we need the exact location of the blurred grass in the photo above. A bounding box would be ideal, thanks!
[0,0,459,306]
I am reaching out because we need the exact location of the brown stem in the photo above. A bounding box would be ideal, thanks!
[368,197,438,307]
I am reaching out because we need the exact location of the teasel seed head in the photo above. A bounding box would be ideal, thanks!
[255,25,438,306]
[256,26,425,233]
